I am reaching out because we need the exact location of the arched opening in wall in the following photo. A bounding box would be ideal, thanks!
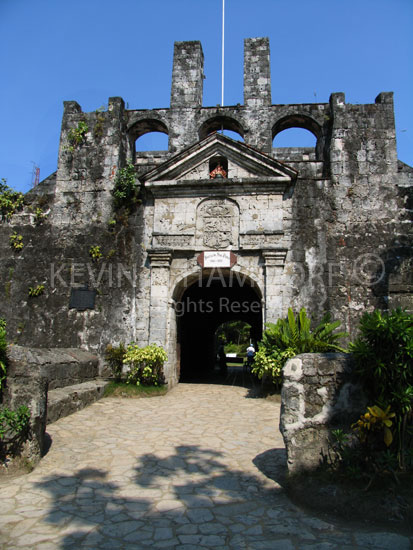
[199,116,245,142]
[273,128,317,148]
[129,118,169,164]
[135,131,169,152]
[175,270,262,382]
[272,115,322,160]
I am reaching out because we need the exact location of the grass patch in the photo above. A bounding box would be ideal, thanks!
[103,382,168,398]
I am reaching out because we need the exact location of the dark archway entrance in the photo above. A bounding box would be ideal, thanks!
[176,270,262,381]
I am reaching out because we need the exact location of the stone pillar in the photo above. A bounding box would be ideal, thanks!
[148,251,172,346]
[262,249,287,324]
[244,37,272,108]
[243,37,273,152]
[169,41,204,153]
[170,41,204,108]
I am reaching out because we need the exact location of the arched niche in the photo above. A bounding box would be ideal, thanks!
[199,116,245,142]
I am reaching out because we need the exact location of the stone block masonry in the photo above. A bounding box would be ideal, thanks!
[0,37,411,386]
[280,353,367,473]
[3,346,100,464]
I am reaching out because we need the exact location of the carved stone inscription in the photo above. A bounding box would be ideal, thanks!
[196,199,239,249]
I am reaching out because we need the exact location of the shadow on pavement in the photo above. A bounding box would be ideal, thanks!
[34,444,289,549]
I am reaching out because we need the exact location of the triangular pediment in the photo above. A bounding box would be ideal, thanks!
[139,133,297,184]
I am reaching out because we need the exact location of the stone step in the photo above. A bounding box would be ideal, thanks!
[47,380,110,424]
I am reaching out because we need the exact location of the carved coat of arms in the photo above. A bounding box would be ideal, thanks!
[199,201,235,249]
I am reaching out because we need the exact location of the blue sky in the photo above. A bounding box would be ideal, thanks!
[1,0,412,192]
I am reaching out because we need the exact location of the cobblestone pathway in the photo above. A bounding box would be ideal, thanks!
[1,383,412,549]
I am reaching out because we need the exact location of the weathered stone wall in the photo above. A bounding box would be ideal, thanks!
[2,346,99,463]
[0,37,411,384]
[280,353,367,473]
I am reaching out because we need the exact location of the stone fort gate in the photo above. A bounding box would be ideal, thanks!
[1,38,412,387]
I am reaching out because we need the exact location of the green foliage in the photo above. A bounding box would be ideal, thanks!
[89,245,103,262]
[216,321,251,356]
[0,179,24,221]
[124,343,167,386]
[28,284,45,298]
[350,308,413,469]
[252,347,295,389]
[350,308,413,407]
[352,405,396,447]
[34,207,46,225]
[107,218,116,232]
[67,120,88,150]
[326,414,401,489]
[0,405,31,460]
[105,343,126,382]
[93,110,106,140]
[251,307,347,387]
[112,164,140,210]
[0,319,7,395]
[223,342,245,356]
[9,232,23,250]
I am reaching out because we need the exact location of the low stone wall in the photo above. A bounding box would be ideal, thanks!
[279,353,366,474]
[2,346,99,466]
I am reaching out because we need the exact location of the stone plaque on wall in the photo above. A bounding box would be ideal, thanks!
[197,251,237,268]
[69,287,97,311]
[153,234,194,248]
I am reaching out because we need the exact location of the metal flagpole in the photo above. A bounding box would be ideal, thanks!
[221,0,225,107]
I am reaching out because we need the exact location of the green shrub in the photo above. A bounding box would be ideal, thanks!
[67,120,88,149]
[224,343,245,356]
[0,405,31,460]
[89,245,103,262]
[28,284,45,297]
[252,307,347,387]
[349,308,413,469]
[123,343,167,386]
[34,207,46,225]
[0,179,24,221]
[9,232,23,250]
[105,343,126,382]
[112,164,139,210]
